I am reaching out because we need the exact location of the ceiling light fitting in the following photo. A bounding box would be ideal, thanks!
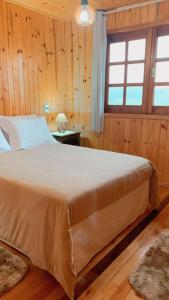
[75,0,95,27]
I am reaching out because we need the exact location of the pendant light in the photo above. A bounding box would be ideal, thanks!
[75,0,95,27]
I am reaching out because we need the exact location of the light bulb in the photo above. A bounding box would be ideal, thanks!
[75,1,95,26]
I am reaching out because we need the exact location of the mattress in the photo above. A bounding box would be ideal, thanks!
[0,144,159,298]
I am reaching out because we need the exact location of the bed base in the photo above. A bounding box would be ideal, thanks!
[76,206,156,292]
[0,207,156,300]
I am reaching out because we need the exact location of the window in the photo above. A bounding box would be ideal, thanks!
[105,26,169,115]
[151,27,169,114]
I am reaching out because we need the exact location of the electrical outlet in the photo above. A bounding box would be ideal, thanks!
[43,103,50,113]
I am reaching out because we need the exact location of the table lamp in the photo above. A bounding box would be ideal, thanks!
[55,113,68,133]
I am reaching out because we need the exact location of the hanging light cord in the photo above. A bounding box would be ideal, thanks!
[103,0,166,15]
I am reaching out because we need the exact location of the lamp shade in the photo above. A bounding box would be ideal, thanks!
[55,113,68,124]
[75,0,95,26]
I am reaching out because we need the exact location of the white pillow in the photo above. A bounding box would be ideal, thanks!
[0,116,57,150]
[0,115,37,146]
[0,129,11,152]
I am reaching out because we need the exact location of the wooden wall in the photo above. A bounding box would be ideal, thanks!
[1,0,169,185]
[62,1,169,186]
[0,0,72,119]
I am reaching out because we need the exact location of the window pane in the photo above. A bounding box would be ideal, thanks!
[127,63,144,83]
[108,87,123,105]
[110,42,126,63]
[154,86,169,106]
[157,35,169,59]
[128,39,146,61]
[109,65,125,84]
[126,87,143,106]
[155,62,169,82]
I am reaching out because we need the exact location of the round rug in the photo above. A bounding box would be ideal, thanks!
[0,246,28,295]
[129,230,169,300]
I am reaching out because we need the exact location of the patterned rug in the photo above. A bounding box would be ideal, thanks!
[0,246,28,295]
[129,230,169,300]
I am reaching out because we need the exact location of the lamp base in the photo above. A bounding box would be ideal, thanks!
[57,123,66,133]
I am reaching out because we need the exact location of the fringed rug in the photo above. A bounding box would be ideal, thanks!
[129,230,169,300]
[0,246,28,295]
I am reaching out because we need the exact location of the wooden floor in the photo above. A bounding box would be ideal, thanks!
[1,186,169,300]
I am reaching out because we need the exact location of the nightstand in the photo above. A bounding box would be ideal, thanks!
[51,130,81,146]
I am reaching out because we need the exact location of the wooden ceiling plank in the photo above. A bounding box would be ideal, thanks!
[6,0,155,21]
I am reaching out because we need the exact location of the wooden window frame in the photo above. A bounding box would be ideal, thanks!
[150,26,169,115]
[105,25,169,115]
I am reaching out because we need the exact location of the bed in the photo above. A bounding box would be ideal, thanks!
[0,142,159,299]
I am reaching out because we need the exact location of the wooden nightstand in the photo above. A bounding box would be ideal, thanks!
[51,130,81,146]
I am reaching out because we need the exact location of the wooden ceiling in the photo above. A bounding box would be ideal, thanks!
[7,0,148,21]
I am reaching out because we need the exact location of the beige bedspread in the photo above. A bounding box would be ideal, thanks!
[0,144,159,298]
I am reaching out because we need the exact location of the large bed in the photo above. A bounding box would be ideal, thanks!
[0,142,159,299]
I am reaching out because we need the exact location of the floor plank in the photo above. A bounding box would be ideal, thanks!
[0,185,169,300]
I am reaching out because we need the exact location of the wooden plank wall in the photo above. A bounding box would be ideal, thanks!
[1,0,169,186]
[0,0,70,121]
[63,1,169,186]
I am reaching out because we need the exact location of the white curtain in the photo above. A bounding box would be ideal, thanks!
[91,11,107,133]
